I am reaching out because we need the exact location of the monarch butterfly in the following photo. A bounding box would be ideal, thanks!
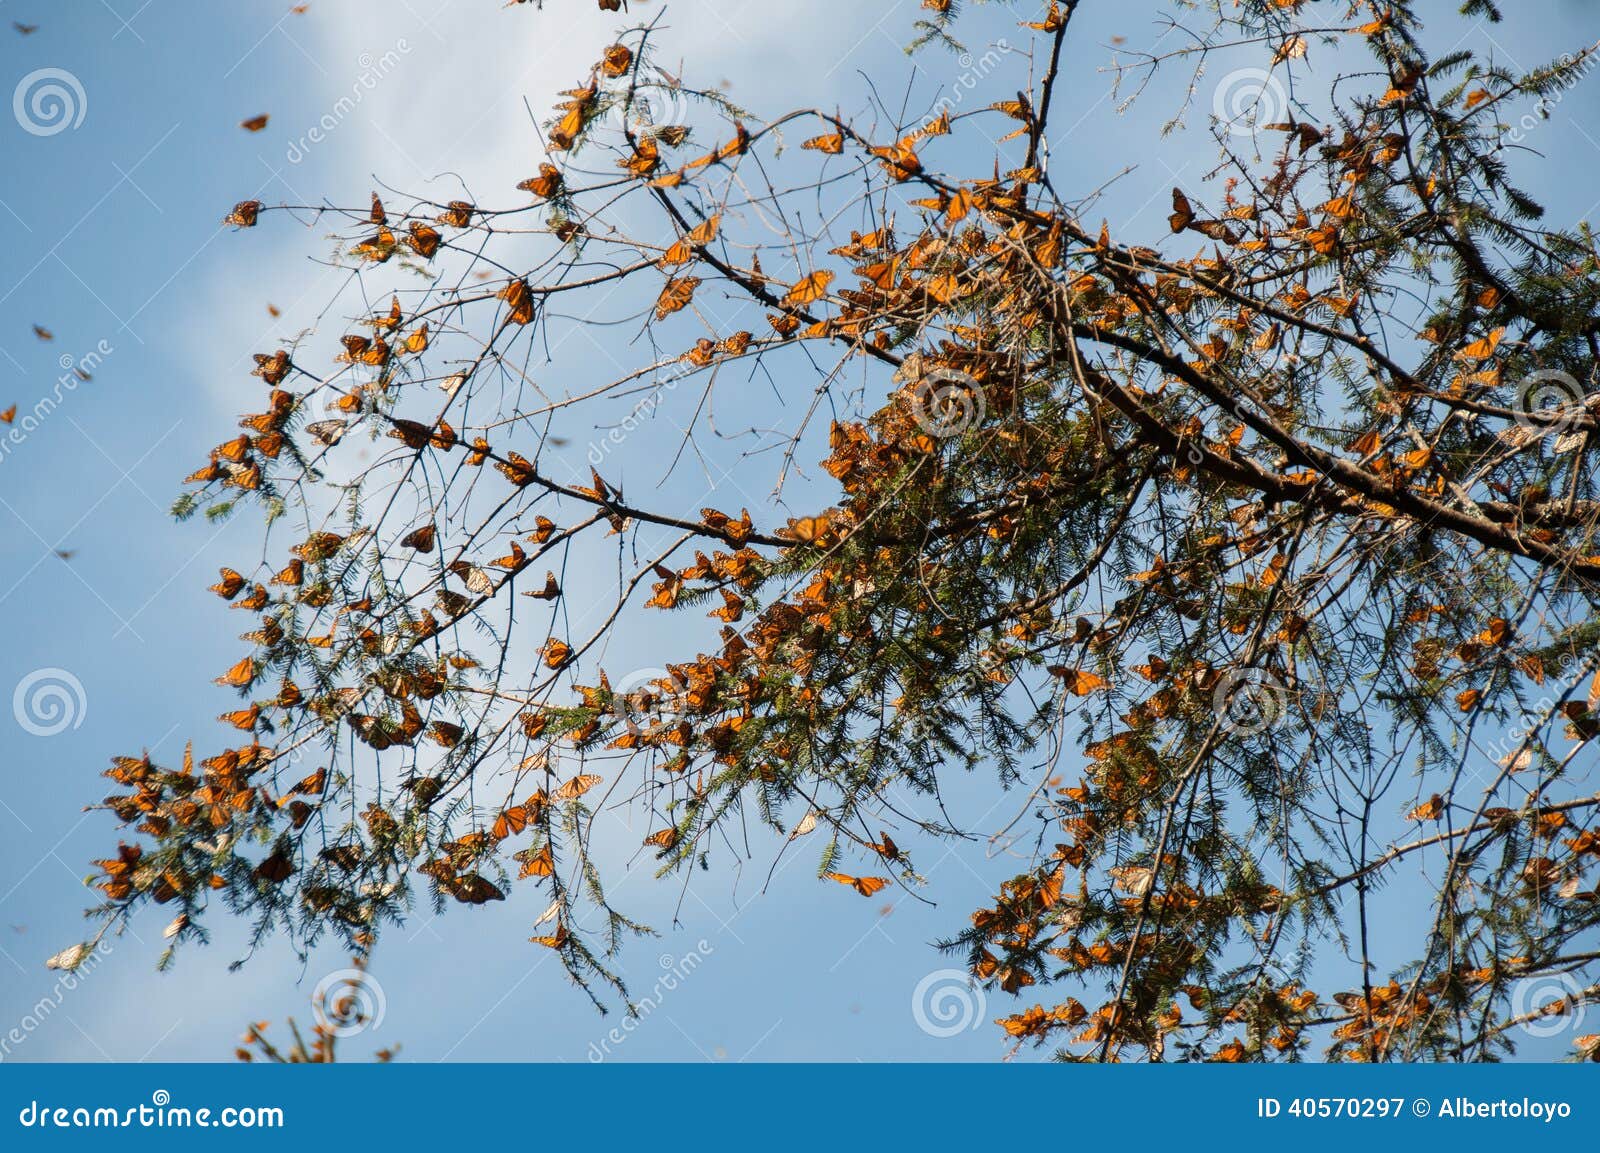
[1048,666,1107,696]
[224,200,262,228]
[530,922,570,949]
[348,714,397,751]
[500,279,535,325]
[655,276,699,319]
[711,588,744,623]
[518,164,563,199]
[449,560,495,595]
[215,434,252,463]
[396,700,424,742]
[292,532,343,562]
[218,706,259,731]
[1168,188,1194,234]
[439,200,474,228]
[429,721,465,748]
[601,43,632,77]
[781,515,834,546]
[661,236,694,267]
[251,350,290,383]
[338,334,384,365]
[255,852,293,883]
[406,223,441,258]
[351,226,396,262]
[496,451,536,487]
[216,656,254,687]
[304,419,346,447]
[645,564,681,609]
[492,804,533,841]
[209,567,246,599]
[446,874,505,905]
[782,269,834,309]
[621,138,661,178]
[362,296,401,333]
[239,114,269,132]
[555,774,601,799]
[288,768,327,797]
[399,524,436,552]
[826,872,890,897]
[1109,865,1156,896]
[1456,327,1504,363]
[522,571,561,600]
[1407,794,1444,821]
[666,213,719,265]
[516,844,555,878]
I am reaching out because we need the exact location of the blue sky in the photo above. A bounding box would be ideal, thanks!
[2,0,1599,1063]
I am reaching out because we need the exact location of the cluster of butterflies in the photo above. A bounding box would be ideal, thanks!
[136,14,1186,978]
